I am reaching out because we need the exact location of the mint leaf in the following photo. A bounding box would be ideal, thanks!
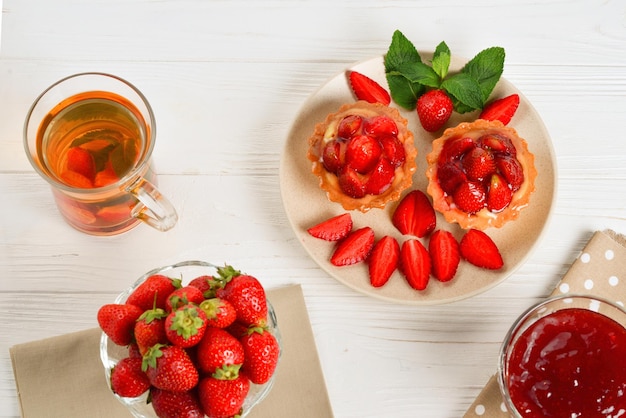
[384,30,422,73]
[394,61,440,88]
[432,41,450,80]
[461,46,505,104]
[385,73,424,110]
[441,73,484,112]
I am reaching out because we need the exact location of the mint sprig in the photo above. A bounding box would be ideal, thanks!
[384,30,505,113]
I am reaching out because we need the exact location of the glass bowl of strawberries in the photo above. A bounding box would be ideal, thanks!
[98,260,281,418]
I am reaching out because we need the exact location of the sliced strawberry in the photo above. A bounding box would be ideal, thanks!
[462,147,496,181]
[60,170,94,188]
[362,115,398,138]
[330,227,375,266]
[487,173,513,212]
[479,94,520,125]
[337,165,366,198]
[322,139,345,174]
[345,134,382,174]
[437,161,467,195]
[452,181,486,214]
[400,239,431,290]
[348,71,391,105]
[392,190,436,238]
[307,213,353,241]
[67,146,96,181]
[496,155,524,192]
[428,230,460,282]
[368,236,400,288]
[477,133,517,156]
[337,115,363,139]
[379,135,406,167]
[417,89,453,132]
[365,157,394,195]
[438,136,475,164]
[459,229,504,270]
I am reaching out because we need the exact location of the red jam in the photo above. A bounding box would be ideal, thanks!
[506,308,626,417]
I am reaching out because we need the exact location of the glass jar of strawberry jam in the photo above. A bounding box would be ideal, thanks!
[498,295,626,418]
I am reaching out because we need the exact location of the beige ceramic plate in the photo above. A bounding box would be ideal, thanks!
[280,55,557,305]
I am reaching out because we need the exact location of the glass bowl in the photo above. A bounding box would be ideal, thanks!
[498,294,626,417]
[100,260,281,418]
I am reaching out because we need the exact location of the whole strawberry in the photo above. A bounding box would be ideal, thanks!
[165,285,205,312]
[150,388,204,418]
[126,274,181,311]
[240,327,280,384]
[165,304,208,348]
[188,274,220,298]
[97,303,143,346]
[198,374,250,418]
[214,265,268,326]
[196,327,245,375]
[142,344,199,392]
[199,297,237,329]
[134,307,168,355]
[110,357,150,398]
[417,89,453,132]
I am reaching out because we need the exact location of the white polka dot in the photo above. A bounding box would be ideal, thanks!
[584,279,594,290]
[606,249,615,260]
[609,276,619,286]
[559,283,570,293]
[500,402,508,412]
[474,404,485,415]
[580,252,591,263]
[590,299,601,312]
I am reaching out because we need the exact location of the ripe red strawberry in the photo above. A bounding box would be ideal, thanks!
[337,115,363,139]
[240,327,280,384]
[142,344,199,392]
[66,146,96,181]
[321,139,345,173]
[199,297,237,328]
[462,147,496,181]
[345,134,382,174]
[97,303,143,346]
[477,133,516,156]
[363,115,398,138]
[368,235,400,288]
[110,357,150,398]
[428,230,460,282]
[165,304,208,348]
[126,274,181,311]
[214,265,268,326]
[188,274,219,298]
[496,155,524,192]
[479,93,520,125]
[392,190,436,238]
[307,213,353,241]
[330,226,375,266]
[337,165,366,198]
[459,229,504,270]
[150,388,204,418]
[438,136,475,164]
[134,307,168,355]
[437,161,467,195]
[487,173,513,212]
[165,285,205,312]
[452,181,486,214]
[348,71,391,105]
[365,157,395,195]
[379,135,406,167]
[400,239,431,291]
[416,89,454,132]
[196,327,245,375]
[198,374,250,418]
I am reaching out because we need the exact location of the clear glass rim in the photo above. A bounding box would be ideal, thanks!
[23,72,157,195]
[497,293,626,416]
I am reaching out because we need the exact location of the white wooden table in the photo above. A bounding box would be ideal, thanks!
[1,1,626,417]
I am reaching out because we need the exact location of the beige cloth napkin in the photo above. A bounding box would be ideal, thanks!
[10,284,334,418]
[464,229,626,417]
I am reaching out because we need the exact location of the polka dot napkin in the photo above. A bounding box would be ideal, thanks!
[463,229,626,417]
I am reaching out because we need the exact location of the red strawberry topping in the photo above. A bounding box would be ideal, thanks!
[462,147,496,181]
[486,173,513,212]
[348,71,391,105]
[452,181,487,214]
[345,134,382,174]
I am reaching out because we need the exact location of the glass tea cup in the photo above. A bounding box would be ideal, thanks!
[24,72,177,235]
[498,295,626,417]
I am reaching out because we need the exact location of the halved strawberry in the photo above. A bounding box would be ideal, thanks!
[392,190,436,238]
[459,229,504,270]
[307,213,353,241]
[477,133,516,156]
[362,115,398,138]
[452,181,486,214]
[345,134,382,174]
[368,236,400,287]
[337,115,363,139]
[330,227,375,266]
[399,239,430,290]
[479,94,520,125]
[379,135,406,167]
[437,161,467,195]
[462,147,496,181]
[364,157,394,195]
[67,146,96,181]
[496,155,524,192]
[486,173,513,212]
[428,230,460,282]
[337,165,366,198]
[348,71,391,105]
[438,136,475,164]
[321,140,345,174]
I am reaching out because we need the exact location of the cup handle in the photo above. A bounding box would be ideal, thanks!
[126,177,178,232]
